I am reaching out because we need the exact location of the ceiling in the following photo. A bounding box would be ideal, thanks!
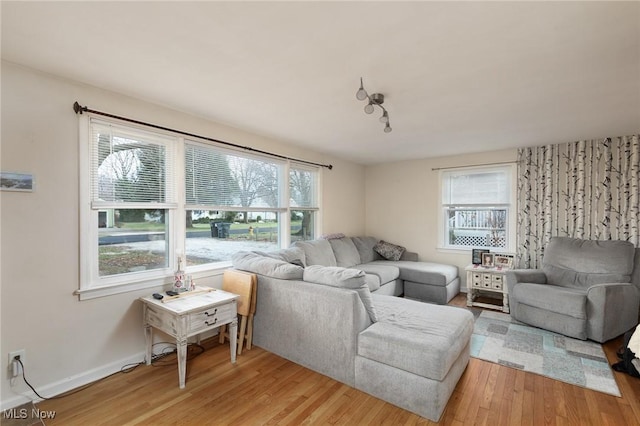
[2,1,639,165]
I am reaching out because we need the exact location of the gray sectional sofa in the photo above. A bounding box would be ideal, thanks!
[230,236,474,421]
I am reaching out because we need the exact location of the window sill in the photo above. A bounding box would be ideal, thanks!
[76,262,233,300]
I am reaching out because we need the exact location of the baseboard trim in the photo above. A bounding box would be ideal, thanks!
[1,351,145,411]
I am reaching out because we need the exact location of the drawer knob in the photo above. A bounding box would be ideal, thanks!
[204,308,217,317]
[205,318,218,326]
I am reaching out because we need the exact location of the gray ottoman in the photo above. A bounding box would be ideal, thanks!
[355,296,474,421]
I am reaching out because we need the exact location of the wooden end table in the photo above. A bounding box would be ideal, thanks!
[140,288,239,389]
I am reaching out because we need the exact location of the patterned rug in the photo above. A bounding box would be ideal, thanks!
[471,310,620,397]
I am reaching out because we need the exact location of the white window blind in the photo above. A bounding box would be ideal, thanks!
[442,168,510,206]
[90,120,176,208]
[289,165,318,209]
[185,142,282,210]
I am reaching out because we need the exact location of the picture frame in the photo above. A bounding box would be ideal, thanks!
[481,253,494,268]
[1,172,34,192]
[494,254,514,269]
[472,249,489,265]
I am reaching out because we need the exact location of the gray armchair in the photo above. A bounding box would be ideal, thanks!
[507,237,640,343]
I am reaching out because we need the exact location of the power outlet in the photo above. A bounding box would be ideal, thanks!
[8,350,25,379]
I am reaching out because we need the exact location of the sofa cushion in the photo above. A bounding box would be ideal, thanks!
[358,295,473,380]
[542,237,635,288]
[231,251,304,280]
[512,282,587,319]
[329,237,361,268]
[351,236,382,264]
[292,239,337,267]
[374,240,406,261]
[303,265,377,322]
[363,274,381,292]
[368,260,457,286]
[356,264,400,288]
[254,247,306,267]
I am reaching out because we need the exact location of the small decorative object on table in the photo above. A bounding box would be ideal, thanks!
[481,253,494,268]
[472,249,489,265]
[173,257,185,292]
[493,254,514,269]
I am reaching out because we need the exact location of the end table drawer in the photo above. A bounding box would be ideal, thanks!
[189,302,236,333]
[492,274,503,290]
[145,306,178,335]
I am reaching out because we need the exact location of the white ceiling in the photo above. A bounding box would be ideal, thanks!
[2,1,639,165]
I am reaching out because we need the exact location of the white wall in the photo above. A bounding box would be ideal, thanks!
[364,149,518,288]
[0,62,365,408]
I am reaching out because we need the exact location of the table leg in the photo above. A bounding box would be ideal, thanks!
[144,324,153,365]
[177,337,187,389]
[229,318,238,364]
[503,292,510,313]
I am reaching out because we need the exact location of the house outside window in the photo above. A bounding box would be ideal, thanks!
[440,165,514,251]
[79,116,320,299]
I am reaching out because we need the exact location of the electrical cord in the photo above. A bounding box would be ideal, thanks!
[13,342,206,401]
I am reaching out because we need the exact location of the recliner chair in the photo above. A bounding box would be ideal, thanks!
[507,237,640,343]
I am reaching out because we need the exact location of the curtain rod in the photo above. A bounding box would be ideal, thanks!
[73,102,333,170]
[431,160,517,171]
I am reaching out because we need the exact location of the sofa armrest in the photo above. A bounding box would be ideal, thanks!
[506,269,547,285]
[586,283,640,342]
[400,251,418,262]
[506,269,547,296]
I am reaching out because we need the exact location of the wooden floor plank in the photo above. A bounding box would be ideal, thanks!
[34,294,640,425]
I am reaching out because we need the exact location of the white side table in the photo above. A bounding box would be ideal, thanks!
[140,288,239,389]
[465,264,510,313]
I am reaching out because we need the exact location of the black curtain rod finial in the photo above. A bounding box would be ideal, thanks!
[73,101,87,115]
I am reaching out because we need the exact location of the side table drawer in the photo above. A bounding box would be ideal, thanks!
[189,302,236,333]
[492,274,504,290]
[145,306,178,335]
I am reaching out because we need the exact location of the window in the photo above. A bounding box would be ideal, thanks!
[79,116,320,299]
[440,166,514,251]
[183,142,284,267]
[289,165,318,243]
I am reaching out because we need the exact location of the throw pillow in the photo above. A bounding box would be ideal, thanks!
[374,240,406,261]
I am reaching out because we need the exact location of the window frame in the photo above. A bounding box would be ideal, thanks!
[78,115,321,299]
[438,164,516,253]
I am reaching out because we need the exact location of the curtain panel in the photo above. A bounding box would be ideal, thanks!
[516,135,639,268]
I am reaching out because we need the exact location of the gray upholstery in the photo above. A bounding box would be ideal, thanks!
[291,236,460,304]
[507,237,640,343]
[233,236,470,421]
[230,251,303,279]
[251,275,370,386]
[303,265,378,322]
[329,237,361,267]
[292,239,337,266]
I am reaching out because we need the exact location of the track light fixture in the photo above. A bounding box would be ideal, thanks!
[355,77,392,133]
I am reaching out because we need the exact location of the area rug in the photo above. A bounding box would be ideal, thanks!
[471,310,620,396]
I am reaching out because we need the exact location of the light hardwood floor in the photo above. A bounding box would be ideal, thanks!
[37,294,640,425]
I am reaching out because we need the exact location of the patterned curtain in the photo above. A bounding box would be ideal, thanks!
[516,135,640,268]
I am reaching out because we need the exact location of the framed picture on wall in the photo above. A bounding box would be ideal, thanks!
[1,172,34,192]
[481,253,494,268]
